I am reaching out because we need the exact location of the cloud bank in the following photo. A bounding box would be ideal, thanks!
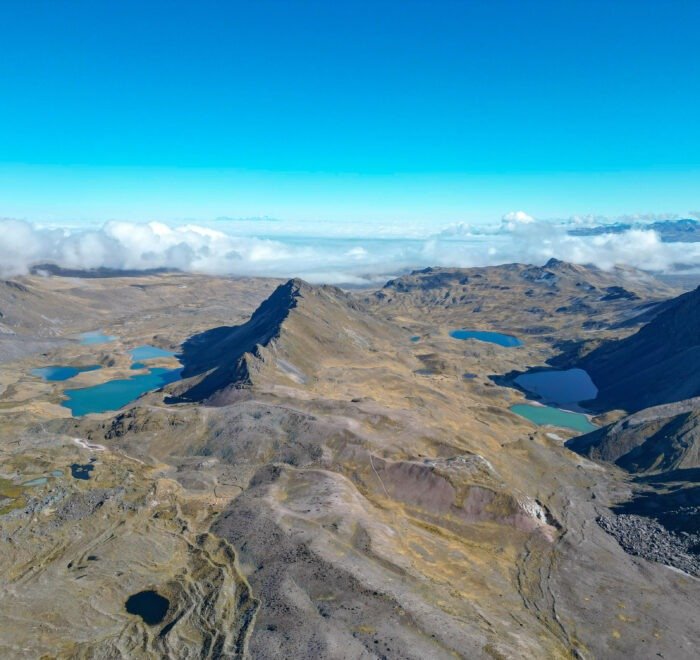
[1,215,699,285]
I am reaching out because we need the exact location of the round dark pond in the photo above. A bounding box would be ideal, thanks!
[70,463,94,480]
[125,590,170,625]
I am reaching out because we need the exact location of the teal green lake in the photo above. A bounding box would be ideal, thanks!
[510,404,597,433]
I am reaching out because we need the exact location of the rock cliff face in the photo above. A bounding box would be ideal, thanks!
[579,286,700,412]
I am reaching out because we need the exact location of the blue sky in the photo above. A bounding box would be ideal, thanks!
[1,0,699,225]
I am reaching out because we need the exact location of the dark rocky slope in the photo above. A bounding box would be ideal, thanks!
[578,286,700,412]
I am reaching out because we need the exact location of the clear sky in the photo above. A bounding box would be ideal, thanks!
[1,0,699,225]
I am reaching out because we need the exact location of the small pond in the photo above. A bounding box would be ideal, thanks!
[510,404,597,433]
[22,477,48,487]
[70,463,94,480]
[125,590,170,625]
[79,331,117,345]
[410,336,421,342]
[62,367,182,416]
[32,365,101,381]
[450,329,522,347]
[129,345,176,361]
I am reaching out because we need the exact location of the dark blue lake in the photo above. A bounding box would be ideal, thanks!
[62,367,182,416]
[125,590,170,625]
[450,329,522,347]
[32,365,101,381]
[514,368,597,405]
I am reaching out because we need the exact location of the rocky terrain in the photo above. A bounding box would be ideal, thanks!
[0,262,699,659]
[568,397,700,580]
[596,514,700,577]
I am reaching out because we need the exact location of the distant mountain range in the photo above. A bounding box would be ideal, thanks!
[29,264,179,278]
[569,218,700,242]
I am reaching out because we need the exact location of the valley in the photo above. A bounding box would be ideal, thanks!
[0,263,698,659]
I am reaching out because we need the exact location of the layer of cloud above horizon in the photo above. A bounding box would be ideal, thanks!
[1,214,699,285]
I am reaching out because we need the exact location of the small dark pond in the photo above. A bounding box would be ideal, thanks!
[410,336,421,342]
[32,365,101,381]
[125,590,170,625]
[70,463,94,480]
[450,329,522,347]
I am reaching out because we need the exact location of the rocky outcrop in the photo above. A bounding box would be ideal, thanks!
[567,398,700,473]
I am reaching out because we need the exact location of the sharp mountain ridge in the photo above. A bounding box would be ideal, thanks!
[171,278,398,404]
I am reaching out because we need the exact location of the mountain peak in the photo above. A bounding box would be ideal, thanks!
[169,278,393,404]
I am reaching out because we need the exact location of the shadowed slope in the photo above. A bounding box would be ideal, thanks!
[579,286,700,412]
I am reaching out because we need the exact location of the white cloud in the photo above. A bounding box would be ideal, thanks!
[502,210,534,223]
[501,210,535,231]
[1,216,699,284]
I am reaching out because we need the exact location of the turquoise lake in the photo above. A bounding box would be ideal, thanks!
[510,404,597,433]
[32,365,101,381]
[514,368,598,405]
[450,329,522,347]
[79,331,117,345]
[62,367,182,416]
